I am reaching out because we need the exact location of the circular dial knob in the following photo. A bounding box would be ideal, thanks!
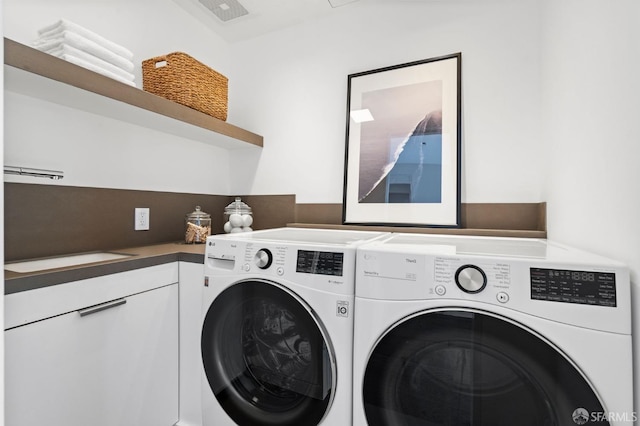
[455,265,487,293]
[254,249,273,269]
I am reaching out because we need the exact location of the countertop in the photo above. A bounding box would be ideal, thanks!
[4,242,206,295]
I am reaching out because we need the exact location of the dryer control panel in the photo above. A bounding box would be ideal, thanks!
[530,267,616,307]
[355,233,631,334]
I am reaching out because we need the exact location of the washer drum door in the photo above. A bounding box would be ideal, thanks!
[202,279,335,426]
[363,309,609,426]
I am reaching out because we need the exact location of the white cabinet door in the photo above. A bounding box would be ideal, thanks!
[177,261,204,426]
[5,283,179,426]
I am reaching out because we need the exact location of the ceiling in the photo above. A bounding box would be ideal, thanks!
[171,0,470,43]
[172,0,363,43]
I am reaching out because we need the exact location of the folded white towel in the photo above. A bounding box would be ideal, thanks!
[54,53,137,87]
[38,19,134,61]
[34,30,134,73]
[47,44,135,82]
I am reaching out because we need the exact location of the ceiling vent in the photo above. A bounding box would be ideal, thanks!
[198,0,249,21]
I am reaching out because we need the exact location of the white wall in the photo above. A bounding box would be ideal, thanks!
[4,91,233,194]
[228,0,545,204]
[540,0,640,415]
[541,0,640,281]
[3,0,545,202]
[3,0,235,195]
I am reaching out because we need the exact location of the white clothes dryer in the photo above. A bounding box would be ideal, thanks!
[202,227,388,426]
[353,233,633,426]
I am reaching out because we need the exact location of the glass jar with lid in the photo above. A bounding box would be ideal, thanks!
[185,205,211,244]
[223,197,253,233]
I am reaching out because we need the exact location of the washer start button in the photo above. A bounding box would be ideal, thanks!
[496,292,510,303]
[434,285,447,296]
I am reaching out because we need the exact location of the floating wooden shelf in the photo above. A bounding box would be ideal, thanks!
[3,38,263,150]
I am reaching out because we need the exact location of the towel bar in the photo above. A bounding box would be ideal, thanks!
[4,165,64,180]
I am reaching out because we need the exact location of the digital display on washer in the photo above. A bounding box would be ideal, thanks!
[530,268,616,307]
[296,250,344,276]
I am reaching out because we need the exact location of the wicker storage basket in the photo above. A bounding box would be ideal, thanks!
[142,52,228,121]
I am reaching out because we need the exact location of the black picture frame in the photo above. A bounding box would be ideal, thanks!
[342,53,462,227]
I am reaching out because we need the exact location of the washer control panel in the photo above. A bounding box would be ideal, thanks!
[296,250,344,276]
[206,236,358,296]
[208,238,347,274]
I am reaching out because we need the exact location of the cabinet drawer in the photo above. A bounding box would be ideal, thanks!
[5,283,179,426]
[5,262,179,329]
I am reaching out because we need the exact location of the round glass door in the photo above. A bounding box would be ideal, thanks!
[202,280,335,426]
[363,309,608,426]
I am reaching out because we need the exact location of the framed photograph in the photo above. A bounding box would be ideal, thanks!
[342,53,462,227]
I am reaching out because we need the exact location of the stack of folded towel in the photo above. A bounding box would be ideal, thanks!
[32,19,136,87]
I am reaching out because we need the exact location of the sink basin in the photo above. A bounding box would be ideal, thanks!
[5,252,134,273]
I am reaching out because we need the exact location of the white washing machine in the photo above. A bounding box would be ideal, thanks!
[201,227,388,426]
[353,233,633,426]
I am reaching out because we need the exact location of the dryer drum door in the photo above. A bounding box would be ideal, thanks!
[202,280,335,426]
[363,309,609,426]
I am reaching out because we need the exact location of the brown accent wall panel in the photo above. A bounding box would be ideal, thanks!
[295,204,343,225]
[294,202,546,232]
[461,203,545,231]
[5,182,546,262]
[240,195,296,231]
[537,202,547,232]
[290,202,546,238]
[4,183,229,261]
